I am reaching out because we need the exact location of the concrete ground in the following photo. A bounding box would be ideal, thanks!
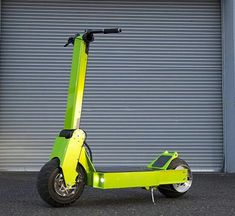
[0,172,234,216]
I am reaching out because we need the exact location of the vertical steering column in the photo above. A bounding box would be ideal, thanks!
[64,36,88,129]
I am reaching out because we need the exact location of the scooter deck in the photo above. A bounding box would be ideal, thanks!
[96,166,153,173]
[91,168,188,189]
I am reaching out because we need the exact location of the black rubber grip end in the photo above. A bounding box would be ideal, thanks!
[104,28,122,34]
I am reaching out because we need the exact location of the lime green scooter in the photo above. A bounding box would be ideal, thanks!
[37,28,192,207]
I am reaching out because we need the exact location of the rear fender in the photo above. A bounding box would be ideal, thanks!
[147,151,179,170]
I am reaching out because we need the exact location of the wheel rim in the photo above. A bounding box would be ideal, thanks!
[172,165,192,193]
[54,173,81,197]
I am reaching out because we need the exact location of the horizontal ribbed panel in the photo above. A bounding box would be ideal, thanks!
[0,0,223,171]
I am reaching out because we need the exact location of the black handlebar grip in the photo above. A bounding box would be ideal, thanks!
[103,28,122,34]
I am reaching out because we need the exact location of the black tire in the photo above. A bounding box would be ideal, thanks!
[37,158,86,207]
[158,158,192,198]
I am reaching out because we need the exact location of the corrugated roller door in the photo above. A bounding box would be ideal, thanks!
[0,0,222,171]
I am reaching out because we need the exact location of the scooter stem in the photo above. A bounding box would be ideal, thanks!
[63,28,121,129]
[64,35,88,129]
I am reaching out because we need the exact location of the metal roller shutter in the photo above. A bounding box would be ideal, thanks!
[0,0,222,171]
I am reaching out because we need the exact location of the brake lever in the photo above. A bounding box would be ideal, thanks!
[64,33,80,47]
[64,37,74,47]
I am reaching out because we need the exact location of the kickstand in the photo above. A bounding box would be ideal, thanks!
[150,187,156,205]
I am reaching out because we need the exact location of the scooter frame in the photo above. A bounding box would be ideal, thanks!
[49,30,188,190]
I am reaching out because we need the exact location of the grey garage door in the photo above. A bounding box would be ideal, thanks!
[0,0,223,171]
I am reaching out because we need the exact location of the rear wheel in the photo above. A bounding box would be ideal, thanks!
[158,158,192,198]
[37,158,86,207]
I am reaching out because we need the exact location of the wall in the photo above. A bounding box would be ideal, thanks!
[222,0,235,172]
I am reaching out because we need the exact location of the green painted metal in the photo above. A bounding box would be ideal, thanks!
[49,31,190,190]
[92,169,188,189]
[50,129,86,187]
[49,34,93,187]
[148,151,178,170]
[50,128,96,187]
[64,35,88,129]
[90,151,187,189]
[78,146,96,186]
[50,129,187,189]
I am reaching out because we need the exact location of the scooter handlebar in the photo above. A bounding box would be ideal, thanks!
[86,28,122,34]
[65,28,122,47]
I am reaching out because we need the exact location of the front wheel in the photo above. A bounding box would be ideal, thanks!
[158,158,192,198]
[37,158,86,207]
